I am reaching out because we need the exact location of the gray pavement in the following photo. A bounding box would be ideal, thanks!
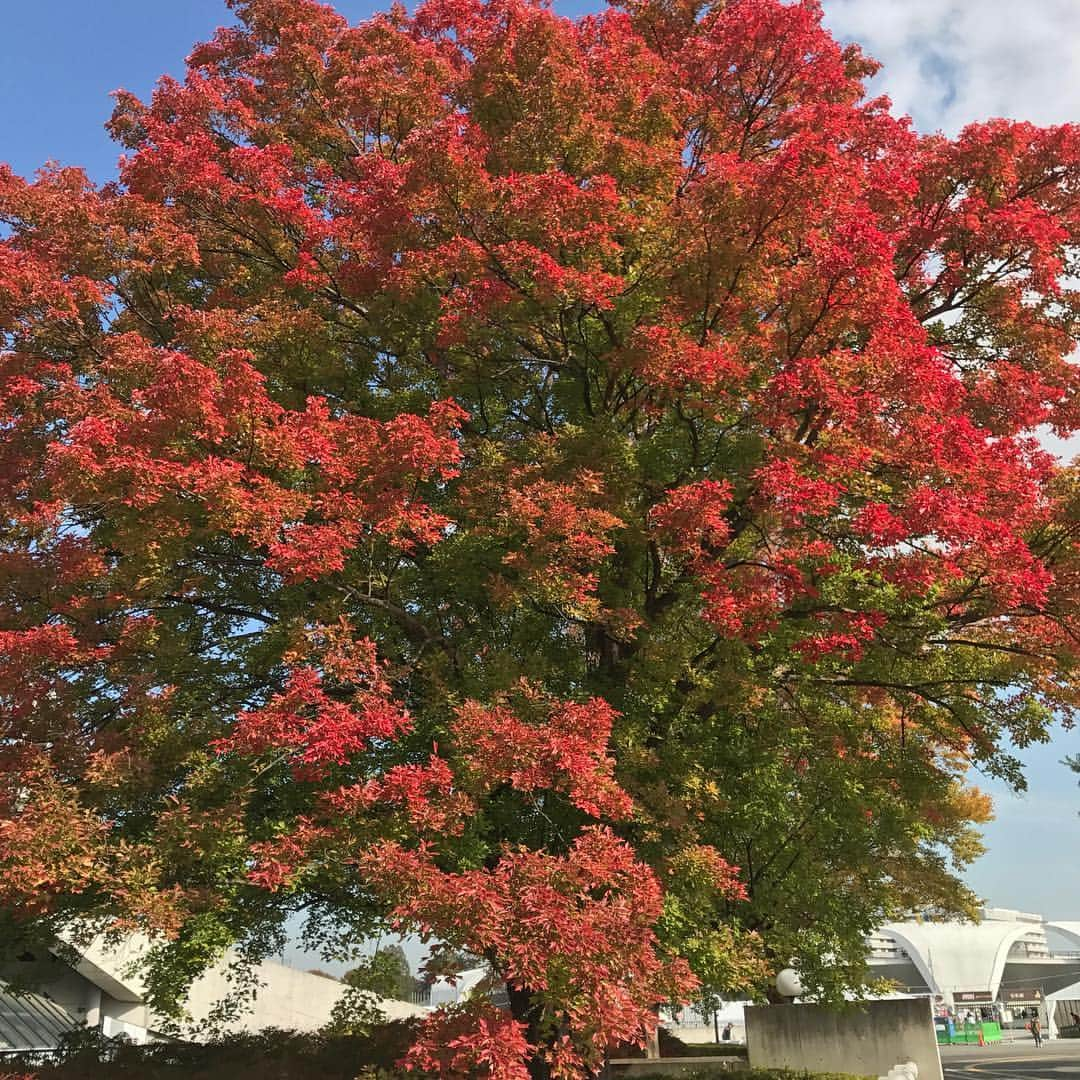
[941,1040,1080,1079]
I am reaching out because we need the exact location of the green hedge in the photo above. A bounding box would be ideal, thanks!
[749,1072,874,1079]
[1,1024,415,1080]
[628,1071,874,1080]
[5,1029,873,1080]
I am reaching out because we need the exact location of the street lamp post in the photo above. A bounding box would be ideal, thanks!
[775,968,804,1000]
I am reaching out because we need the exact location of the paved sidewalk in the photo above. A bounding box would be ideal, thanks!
[941,1040,1080,1078]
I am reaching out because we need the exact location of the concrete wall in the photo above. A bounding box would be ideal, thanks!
[176,957,423,1035]
[100,995,151,1043]
[54,934,423,1039]
[745,999,943,1080]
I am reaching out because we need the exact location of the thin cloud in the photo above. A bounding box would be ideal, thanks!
[822,0,1080,134]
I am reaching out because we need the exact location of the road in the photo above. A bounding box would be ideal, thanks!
[941,1040,1080,1078]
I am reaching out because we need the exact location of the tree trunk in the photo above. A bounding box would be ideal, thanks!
[507,982,552,1080]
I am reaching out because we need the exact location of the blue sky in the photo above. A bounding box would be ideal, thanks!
[1,0,1078,928]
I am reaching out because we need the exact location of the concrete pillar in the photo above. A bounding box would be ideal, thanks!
[644,1027,660,1059]
[82,985,103,1028]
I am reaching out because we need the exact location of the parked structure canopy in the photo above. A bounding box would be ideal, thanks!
[0,987,78,1053]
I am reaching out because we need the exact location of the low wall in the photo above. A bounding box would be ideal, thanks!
[744,999,943,1080]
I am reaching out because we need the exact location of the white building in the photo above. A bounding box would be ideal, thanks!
[867,907,1080,1036]
[428,966,492,1009]
[410,907,1080,1044]
[0,934,423,1053]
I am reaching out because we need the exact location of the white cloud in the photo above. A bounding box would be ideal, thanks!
[821,0,1080,135]
[1036,427,1080,464]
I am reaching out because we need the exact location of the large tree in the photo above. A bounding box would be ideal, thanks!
[3,0,1080,1074]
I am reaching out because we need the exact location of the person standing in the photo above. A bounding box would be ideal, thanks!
[722,1022,733,1042]
[1031,1015,1043,1048]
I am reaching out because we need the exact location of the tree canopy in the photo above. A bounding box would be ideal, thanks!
[2,0,1080,1075]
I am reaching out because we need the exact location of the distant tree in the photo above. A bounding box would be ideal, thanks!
[306,968,342,982]
[344,944,414,1002]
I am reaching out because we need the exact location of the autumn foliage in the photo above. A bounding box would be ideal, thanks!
[3,0,1080,1074]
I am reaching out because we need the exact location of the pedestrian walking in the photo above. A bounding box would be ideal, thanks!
[1031,1015,1043,1047]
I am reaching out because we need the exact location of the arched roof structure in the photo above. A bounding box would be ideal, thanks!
[1047,922,1080,950]
[881,921,1040,999]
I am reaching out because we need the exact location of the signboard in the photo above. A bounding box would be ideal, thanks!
[1001,988,1042,1006]
[954,991,994,1004]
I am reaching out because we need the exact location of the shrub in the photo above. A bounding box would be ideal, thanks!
[5,1031,871,1080]
[3,1022,418,1080]
[627,1071,873,1080]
